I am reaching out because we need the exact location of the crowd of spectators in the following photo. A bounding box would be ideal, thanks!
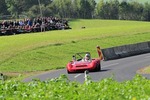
[0,16,71,36]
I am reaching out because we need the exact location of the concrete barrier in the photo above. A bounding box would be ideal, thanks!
[125,44,139,56]
[114,45,129,58]
[101,41,150,60]
[137,42,150,53]
[147,41,150,48]
[102,48,119,60]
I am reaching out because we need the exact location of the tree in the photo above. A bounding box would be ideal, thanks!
[0,0,9,16]
[142,2,150,21]
[71,0,81,18]
[0,0,149,21]
[95,0,105,18]
[87,0,96,18]
[5,0,20,17]
[5,0,53,18]
[79,0,96,18]
[110,0,119,19]
[59,0,72,18]
[119,1,130,20]
[128,1,143,20]
[27,5,41,18]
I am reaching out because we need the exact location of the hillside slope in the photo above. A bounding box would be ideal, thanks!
[0,19,150,72]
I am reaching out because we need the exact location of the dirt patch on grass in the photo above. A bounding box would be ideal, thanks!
[0,68,64,81]
[1,70,56,80]
[137,66,150,74]
[3,71,43,77]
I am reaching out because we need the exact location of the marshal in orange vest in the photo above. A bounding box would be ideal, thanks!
[97,46,104,60]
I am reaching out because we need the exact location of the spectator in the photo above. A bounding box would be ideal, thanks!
[0,16,71,36]
[19,20,25,26]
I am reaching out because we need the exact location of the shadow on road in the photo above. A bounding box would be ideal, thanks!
[67,69,111,74]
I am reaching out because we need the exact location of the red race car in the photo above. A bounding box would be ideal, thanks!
[66,46,103,73]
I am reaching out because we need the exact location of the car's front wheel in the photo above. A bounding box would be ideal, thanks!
[67,70,71,74]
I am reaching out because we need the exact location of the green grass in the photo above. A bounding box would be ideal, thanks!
[0,19,150,72]
[0,74,150,99]
[146,67,150,73]
[138,66,150,74]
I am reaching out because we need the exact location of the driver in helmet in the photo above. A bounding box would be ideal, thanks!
[83,53,91,62]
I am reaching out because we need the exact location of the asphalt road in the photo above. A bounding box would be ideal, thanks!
[23,53,150,83]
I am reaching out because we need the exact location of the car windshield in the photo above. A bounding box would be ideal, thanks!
[75,52,91,61]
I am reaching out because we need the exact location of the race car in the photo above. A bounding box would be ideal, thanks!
[66,46,103,73]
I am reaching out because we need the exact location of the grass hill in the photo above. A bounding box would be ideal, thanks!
[0,19,150,74]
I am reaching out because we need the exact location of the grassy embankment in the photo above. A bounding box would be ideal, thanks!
[0,19,150,75]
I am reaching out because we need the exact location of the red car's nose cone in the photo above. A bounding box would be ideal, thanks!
[72,61,91,67]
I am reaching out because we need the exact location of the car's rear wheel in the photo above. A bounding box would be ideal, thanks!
[96,63,101,71]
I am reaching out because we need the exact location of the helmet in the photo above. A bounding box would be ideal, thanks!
[85,53,90,57]
[85,53,90,60]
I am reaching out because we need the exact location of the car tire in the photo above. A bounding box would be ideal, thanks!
[96,63,101,71]
[67,70,71,74]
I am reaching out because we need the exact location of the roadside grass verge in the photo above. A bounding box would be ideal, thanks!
[0,19,150,73]
[137,66,150,74]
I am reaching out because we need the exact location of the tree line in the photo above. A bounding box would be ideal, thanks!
[0,0,150,21]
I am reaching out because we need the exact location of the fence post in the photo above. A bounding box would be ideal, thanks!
[84,70,89,82]
[0,73,4,82]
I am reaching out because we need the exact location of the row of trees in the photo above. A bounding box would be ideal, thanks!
[0,0,150,21]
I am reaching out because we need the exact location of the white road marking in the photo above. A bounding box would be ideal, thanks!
[74,74,82,78]
[103,63,119,68]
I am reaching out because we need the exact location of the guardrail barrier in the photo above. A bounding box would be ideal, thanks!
[102,41,150,60]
